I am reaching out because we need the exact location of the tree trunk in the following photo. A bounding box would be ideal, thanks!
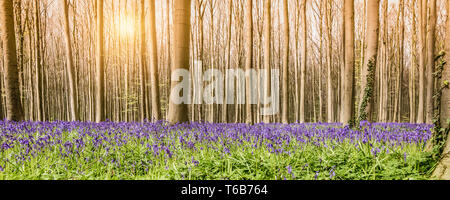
[168,0,191,124]
[62,0,78,121]
[431,0,450,180]
[410,0,417,124]
[358,0,379,122]
[281,0,289,123]
[149,0,161,121]
[417,0,427,123]
[245,0,254,124]
[95,0,105,122]
[139,0,147,121]
[340,0,355,126]
[263,0,271,123]
[300,0,307,123]
[34,0,43,121]
[0,0,24,121]
[426,0,437,124]
[326,0,333,122]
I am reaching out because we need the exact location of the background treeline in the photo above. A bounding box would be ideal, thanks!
[0,0,448,124]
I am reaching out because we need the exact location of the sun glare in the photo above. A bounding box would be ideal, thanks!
[118,15,135,38]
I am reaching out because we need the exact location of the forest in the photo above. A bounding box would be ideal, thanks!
[0,0,449,180]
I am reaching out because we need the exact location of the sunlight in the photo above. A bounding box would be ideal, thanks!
[118,15,135,38]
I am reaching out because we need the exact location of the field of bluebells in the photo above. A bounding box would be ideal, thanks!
[0,120,436,180]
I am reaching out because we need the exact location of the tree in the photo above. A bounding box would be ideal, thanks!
[417,0,427,123]
[168,0,191,124]
[95,0,105,122]
[281,0,289,123]
[300,0,307,123]
[62,0,78,121]
[0,0,25,121]
[426,0,437,124]
[340,0,355,126]
[245,0,254,124]
[139,0,147,121]
[34,0,43,121]
[393,0,404,122]
[325,0,333,122]
[149,0,162,121]
[430,0,450,180]
[358,0,379,122]
[409,0,417,123]
[263,0,271,123]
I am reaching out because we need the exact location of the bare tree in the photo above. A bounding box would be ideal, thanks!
[300,0,307,123]
[426,0,437,124]
[245,0,254,124]
[62,0,78,121]
[281,0,289,123]
[168,0,191,124]
[263,0,271,123]
[430,0,450,180]
[358,0,379,122]
[0,0,24,121]
[149,0,161,121]
[417,0,427,123]
[95,0,105,122]
[340,0,355,126]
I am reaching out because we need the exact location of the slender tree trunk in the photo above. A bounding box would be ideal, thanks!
[0,0,24,121]
[149,0,161,121]
[417,0,427,123]
[34,0,43,121]
[168,0,191,124]
[410,0,417,124]
[95,0,105,122]
[0,67,3,119]
[245,0,254,124]
[426,0,437,124]
[340,0,355,126]
[263,0,271,123]
[166,0,172,120]
[326,0,333,122]
[139,0,147,121]
[318,0,323,122]
[358,0,379,122]
[62,0,78,121]
[300,0,307,123]
[281,0,289,123]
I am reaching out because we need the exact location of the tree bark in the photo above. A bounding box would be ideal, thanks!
[281,0,289,123]
[139,0,147,121]
[168,0,191,124]
[0,0,24,121]
[245,0,254,124]
[417,0,427,123]
[149,0,161,121]
[326,0,333,122]
[95,0,105,122]
[358,0,379,122]
[340,0,355,126]
[431,0,450,180]
[62,0,78,121]
[410,0,417,123]
[426,0,437,124]
[300,0,307,123]
[263,0,271,123]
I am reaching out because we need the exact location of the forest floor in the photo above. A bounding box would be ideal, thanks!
[0,120,436,180]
